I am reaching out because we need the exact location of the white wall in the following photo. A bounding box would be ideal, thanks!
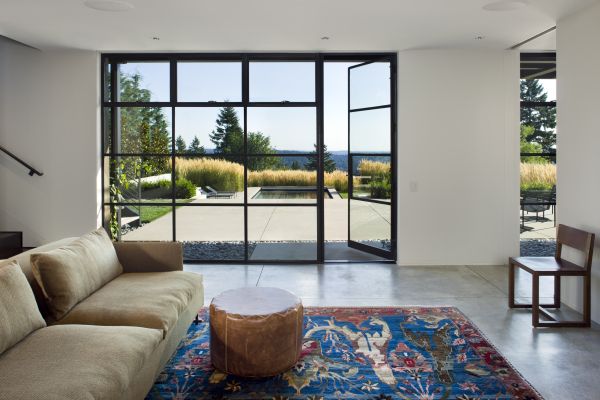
[556,2,600,323]
[0,40,521,265]
[397,50,520,265]
[0,40,100,247]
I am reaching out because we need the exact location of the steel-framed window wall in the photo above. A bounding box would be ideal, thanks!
[101,53,397,263]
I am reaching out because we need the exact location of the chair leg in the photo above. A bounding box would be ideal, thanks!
[508,260,515,308]
[583,274,591,327]
[532,273,540,327]
[553,275,561,308]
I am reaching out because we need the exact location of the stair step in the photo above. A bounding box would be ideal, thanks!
[0,231,24,258]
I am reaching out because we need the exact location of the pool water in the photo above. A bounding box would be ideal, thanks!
[252,189,331,199]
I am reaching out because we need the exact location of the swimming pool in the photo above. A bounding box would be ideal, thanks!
[252,187,334,199]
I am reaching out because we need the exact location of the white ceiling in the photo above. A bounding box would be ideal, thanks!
[0,0,597,52]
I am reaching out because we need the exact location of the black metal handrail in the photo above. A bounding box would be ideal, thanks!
[0,145,43,176]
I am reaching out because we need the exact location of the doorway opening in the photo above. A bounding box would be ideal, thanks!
[519,52,557,257]
[101,53,397,263]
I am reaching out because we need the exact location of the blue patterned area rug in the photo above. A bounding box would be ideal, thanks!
[147,307,542,399]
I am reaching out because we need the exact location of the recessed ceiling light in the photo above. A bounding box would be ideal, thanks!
[483,0,528,12]
[84,0,134,12]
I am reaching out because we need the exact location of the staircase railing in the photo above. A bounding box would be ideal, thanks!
[0,145,43,176]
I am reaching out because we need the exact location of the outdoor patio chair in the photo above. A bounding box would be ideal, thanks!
[205,186,236,199]
[509,224,595,327]
[520,189,553,228]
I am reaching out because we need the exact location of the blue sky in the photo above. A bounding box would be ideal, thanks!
[118,62,555,153]
[119,61,392,152]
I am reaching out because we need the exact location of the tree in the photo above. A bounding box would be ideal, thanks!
[520,79,556,152]
[117,73,171,178]
[305,144,336,172]
[188,136,205,155]
[247,132,282,170]
[210,106,244,159]
[290,160,302,170]
[175,135,187,154]
[209,107,280,170]
[520,125,547,164]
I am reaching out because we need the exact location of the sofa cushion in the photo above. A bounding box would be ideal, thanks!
[6,237,77,319]
[58,271,203,337]
[30,228,123,320]
[0,261,46,355]
[0,324,162,400]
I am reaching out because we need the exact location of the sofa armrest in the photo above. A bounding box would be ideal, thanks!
[113,242,183,273]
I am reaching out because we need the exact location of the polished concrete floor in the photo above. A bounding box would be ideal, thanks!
[185,263,600,400]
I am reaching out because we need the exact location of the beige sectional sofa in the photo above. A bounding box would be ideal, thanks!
[0,229,204,400]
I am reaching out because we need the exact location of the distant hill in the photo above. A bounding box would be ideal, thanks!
[201,149,379,173]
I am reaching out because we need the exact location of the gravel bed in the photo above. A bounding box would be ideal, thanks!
[183,241,254,261]
[520,239,556,257]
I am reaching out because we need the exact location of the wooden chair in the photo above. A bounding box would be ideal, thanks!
[509,224,595,327]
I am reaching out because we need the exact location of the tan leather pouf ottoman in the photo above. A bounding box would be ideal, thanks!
[210,287,303,378]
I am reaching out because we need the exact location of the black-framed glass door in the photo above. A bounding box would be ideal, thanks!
[101,53,396,263]
[347,60,395,259]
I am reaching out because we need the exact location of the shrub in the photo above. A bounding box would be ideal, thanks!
[176,157,351,193]
[139,177,196,199]
[358,160,390,178]
[173,178,197,198]
[369,179,392,199]
[520,162,556,191]
[325,170,348,193]
[249,170,314,187]
[176,158,244,191]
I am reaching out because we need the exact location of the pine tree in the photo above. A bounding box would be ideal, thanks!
[188,136,205,155]
[290,160,302,170]
[210,106,244,157]
[305,144,336,172]
[520,79,556,152]
[175,136,187,154]
[209,107,280,169]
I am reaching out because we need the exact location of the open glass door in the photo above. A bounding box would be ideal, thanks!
[347,60,395,259]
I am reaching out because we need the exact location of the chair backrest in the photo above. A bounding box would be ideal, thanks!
[556,224,595,270]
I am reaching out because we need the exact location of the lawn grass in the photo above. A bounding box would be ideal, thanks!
[138,199,192,224]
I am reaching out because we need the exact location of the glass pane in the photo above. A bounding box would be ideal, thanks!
[109,156,172,203]
[248,156,318,204]
[350,62,390,109]
[175,156,243,204]
[103,61,111,102]
[250,62,315,102]
[177,62,242,102]
[350,108,390,153]
[117,107,172,154]
[102,107,111,154]
[176,206,244,260]
[248,206,317,260]
[520,79,556,102]
[118,62,170,102]
[351,156,391,202]
[519,154,557,252]
[119,205,173,241]
[520,106,557,152]
[350,199,391,251]
[174,107,244,156]
[247,107,316,153]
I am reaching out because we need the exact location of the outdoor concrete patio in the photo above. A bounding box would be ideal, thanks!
[122,196,391,243]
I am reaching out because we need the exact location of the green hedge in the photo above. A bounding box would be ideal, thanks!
[139,178,196,199]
